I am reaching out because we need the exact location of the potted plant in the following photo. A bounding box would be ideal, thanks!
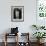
[32,25,46,43]
[33,32,46,43]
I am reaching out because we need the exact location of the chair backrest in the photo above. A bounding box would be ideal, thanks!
[11,27,18,34]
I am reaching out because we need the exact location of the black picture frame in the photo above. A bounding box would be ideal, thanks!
[11,6,24,22]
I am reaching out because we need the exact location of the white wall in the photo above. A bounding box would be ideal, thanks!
[0,0,36,42]
[0,0,36,33]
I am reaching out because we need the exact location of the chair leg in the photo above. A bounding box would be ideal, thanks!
[4,33,7,46]
[4,41,7,46]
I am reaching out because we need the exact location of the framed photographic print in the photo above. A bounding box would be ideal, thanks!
[11,6,24,22]
[36,0,46,26]
[37,0,46,18]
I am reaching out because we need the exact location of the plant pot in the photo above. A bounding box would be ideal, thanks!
[40,38,45,43]
[37,39,40,43]
[37,39,45,44]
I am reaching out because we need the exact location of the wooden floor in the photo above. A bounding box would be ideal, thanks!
[0,42,46,46]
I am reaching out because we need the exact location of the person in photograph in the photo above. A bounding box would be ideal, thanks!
[13,8,22,19]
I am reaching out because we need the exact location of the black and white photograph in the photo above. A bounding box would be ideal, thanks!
[11,6,24,22]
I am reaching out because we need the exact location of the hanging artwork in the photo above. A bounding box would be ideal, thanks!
[36,0,46,26]
[37,0,46,18]
[11,6,24,22]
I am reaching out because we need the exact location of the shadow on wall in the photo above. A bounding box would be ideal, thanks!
[29,25,37,42]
